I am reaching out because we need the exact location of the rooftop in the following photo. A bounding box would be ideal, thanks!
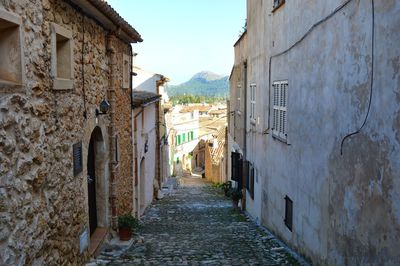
[132,90,161,108]
[70,0,142,43]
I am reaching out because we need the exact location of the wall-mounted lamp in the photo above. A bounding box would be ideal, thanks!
[95,99,110,117]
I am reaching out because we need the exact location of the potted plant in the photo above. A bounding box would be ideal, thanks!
[118,214,139,241]
[228,188,242,208]
[222,181,232,197]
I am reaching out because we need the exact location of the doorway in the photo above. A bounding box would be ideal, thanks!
[87,127,106,235]
[87,132,97,235]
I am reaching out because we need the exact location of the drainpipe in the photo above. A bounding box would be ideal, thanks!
[106,33,118,229]
[133,107,144,218]
[155,76,167,190]
[242,61,248,210]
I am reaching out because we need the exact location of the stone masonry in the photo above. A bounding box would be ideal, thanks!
[0,0,140,264]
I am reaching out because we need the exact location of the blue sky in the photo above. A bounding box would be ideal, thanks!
[107,0,246,85]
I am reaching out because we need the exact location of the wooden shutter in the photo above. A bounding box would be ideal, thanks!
[284,195,293,231]
[244,160,250,190]
[249,165,255,200]
[272,81,288,140]
[73,141,83,176]
[231,152,242,182]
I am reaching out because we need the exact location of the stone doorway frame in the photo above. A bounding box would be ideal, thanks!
[87,126,108,234]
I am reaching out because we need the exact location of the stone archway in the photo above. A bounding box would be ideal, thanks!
[87,127,107,235]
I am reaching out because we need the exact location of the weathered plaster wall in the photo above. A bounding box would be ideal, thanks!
[229,32,247,155]
[133,104,157,216]
[249,0,400,264]
[0,0,132,264]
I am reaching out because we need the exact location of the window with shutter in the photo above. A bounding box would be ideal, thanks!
[284,195,293,231]
[231,152,242,182]
[73,141,83,176]
[237,83,241,111]
[250,166,255,200]
[272,81,288,141]
[244,160,250,190]
[250,84,256,121]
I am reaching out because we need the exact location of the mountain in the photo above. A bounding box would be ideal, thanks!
[167,71,229,98]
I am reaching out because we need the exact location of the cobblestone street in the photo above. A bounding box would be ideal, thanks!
[91,177,305,265]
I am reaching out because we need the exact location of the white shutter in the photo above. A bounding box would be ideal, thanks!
[272,81,288,140]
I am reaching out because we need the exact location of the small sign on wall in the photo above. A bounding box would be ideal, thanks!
[79,228,89,254]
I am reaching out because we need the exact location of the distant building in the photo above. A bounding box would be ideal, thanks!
[168,106,200,175]
[205,127,228,184]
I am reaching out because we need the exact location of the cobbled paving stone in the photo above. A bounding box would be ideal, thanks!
[93,177,305,265]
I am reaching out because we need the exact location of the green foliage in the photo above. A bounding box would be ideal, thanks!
[227,188,243,201]
[118,214,139,229]
[170,94,226,104]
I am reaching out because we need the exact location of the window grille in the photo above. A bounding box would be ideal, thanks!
[284,195,293,231]
[250,84,256,120]
[73,142,83,176]
[237,83,241,110]
[272,81,288,141]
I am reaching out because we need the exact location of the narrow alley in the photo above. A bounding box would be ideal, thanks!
[89,177,304,265]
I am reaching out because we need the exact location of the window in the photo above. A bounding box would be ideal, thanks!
[237,83,241,111]
[122,54,130,89]
[176,135,181,145]
[250,83,256,121]
[114,135,119,162]
[244,161,255,200]
[0,8,25,89]
[73,141,83,176]
[231,152,243,184]
[51,23,73,90]
[272,81,288,141]
[190,131,194,141]
[273,0,285,10]
[284,195,293,231]
[182,133,186,143]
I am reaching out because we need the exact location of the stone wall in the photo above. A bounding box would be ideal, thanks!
[0,0,133,264]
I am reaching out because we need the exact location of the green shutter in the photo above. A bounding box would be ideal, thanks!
[183,133,186,142]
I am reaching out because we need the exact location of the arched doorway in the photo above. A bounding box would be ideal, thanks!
[140,157,145,214]
[87,127,106,235]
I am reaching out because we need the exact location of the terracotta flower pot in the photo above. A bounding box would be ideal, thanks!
[119,227,132,241]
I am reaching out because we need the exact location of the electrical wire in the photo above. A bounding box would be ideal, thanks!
[340,0,374,155]
[267,0,355,132]
[81,14,87,119]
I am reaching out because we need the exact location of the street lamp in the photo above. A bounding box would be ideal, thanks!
[96,99,110,117]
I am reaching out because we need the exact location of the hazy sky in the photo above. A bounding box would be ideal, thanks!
[107,0,246,85]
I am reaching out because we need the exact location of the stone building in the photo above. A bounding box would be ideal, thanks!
[229,0,400,264]
[0,0,141,264]
[204,127,227,184]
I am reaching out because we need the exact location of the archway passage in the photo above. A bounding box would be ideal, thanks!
[87,132,98,235]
